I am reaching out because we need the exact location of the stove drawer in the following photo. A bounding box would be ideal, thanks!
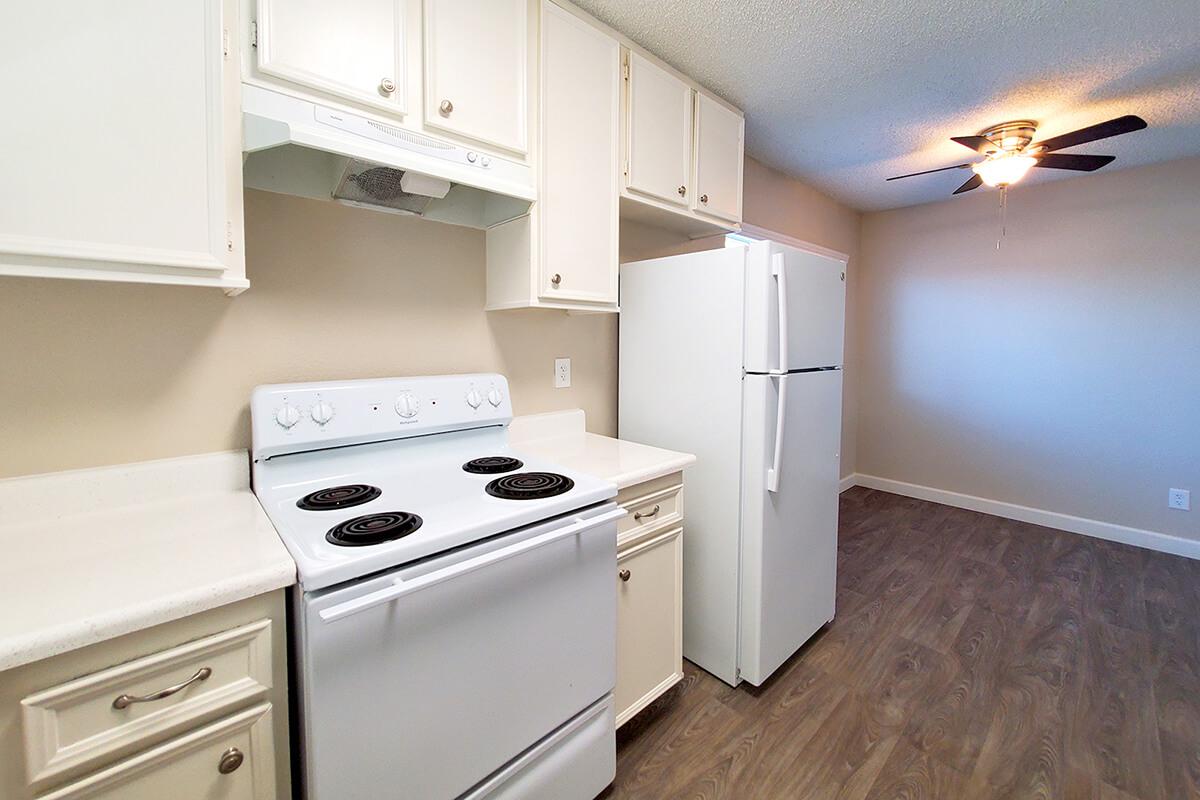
[21,620,272,788]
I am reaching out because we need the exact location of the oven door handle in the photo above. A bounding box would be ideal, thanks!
[317,507,626,623]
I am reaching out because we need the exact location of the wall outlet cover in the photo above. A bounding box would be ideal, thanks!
[1168,488,1190,511]
[554,358,571,389]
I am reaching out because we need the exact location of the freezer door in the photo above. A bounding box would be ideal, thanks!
[739,370,841,685]
[743,241,847,373]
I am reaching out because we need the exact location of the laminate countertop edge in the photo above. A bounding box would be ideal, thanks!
[509,410,696,490]
[0,451,296,672]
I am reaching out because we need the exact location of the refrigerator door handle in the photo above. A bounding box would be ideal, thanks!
[772,252,789,373]
[766,374,787,493]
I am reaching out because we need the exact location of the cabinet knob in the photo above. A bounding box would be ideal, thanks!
[700,194,709,204]
[379,78,396,95]
[439,99,454,116]
[619,569,631,582]
[677,185,687,197]
[218,747,244,775]
[551,273,561,286]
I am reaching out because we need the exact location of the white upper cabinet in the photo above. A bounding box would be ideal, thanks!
[485,0,618,312]
[255,0,409,116]
[538,1,620,305]
[424,0,529,154]
[0,0,246,293]
[624,52,694,208]
[693,92,744,223]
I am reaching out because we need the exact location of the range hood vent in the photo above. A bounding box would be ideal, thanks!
[242,86,534,229]
[332,161,453,217]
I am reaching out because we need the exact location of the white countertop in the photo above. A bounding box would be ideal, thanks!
[509,410,695,489]
[0,451,295,672]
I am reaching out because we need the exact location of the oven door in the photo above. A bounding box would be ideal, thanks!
[296,503,622,800]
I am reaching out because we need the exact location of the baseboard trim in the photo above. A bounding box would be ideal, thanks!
[841,473,1200,561]
[838,474,857,493]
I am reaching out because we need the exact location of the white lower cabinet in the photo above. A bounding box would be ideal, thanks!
[0,593,289,800]
[614,474,685,727]
[37,704,275,800]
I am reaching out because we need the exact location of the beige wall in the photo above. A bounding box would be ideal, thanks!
[857,157,1200,539]
[0,190,617,478]
[1,157,861,482]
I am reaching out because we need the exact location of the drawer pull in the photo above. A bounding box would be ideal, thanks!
[619,569,631,582]
[633,504,660,521]
[112,666,212,709]
[218,747,244,774]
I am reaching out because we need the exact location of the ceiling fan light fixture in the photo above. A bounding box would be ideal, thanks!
[972,154,1037,187]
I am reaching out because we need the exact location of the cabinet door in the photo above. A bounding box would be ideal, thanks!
[616,528,683,727]
[625,52,693,208]
[539,2,619,305]
[0,0,245,291]
[693,92,744,223]
[256,0,407,116]
[424,0,529,154]
[38,705,275,800]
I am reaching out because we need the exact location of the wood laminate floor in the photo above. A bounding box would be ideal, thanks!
[601,487,1200,799]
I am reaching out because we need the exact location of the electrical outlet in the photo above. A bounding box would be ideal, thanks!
[554,358,571,389]
[1168,488,1190,511]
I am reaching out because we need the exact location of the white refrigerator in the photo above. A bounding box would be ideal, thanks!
[619,238,845,687]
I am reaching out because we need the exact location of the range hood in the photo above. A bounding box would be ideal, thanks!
[242,85,534,230]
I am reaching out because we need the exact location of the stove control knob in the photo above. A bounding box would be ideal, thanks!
[395,392,419,419]
[465,388,483,409]
[487,387,503,407]
[274,404,301,430]
[311,400,335,426]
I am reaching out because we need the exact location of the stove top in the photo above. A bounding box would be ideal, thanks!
[250,374,616,591]
[485,472,575,500]
[296,484,381,511]
[462,456,524,474]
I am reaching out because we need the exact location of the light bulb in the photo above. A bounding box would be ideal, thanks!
[972,155,1037,187]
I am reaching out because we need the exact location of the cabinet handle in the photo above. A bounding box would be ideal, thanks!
[633,504,660,521]
[379,78,396,95]
[619,569,631,582]
[551,273,562,286]
[439,99,454,116]
[218,747,244,775]
[112,666,212,709]
[677,185,687,197]
[700,194,709,204]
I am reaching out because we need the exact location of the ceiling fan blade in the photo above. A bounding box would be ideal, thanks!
[951,135,999,154]
[1034,153,1116,171]
[1031,115,1147,153]
[953,174,983,194]
[886,163,972,181]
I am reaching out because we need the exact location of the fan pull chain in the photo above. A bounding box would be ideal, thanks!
[996,186,1009,250]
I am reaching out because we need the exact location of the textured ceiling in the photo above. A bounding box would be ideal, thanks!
[572,0,1200,211]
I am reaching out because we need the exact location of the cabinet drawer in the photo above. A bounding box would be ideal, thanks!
[22,620,272,789]
[36,703,275,800]
[616,527,683,726]
[616,474,682,546]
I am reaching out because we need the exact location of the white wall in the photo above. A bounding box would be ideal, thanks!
[857,157,1200,540]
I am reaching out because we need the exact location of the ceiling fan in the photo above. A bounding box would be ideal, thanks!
[886,115,1148,194]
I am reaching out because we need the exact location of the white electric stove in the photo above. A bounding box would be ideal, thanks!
[250,374,621,800]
